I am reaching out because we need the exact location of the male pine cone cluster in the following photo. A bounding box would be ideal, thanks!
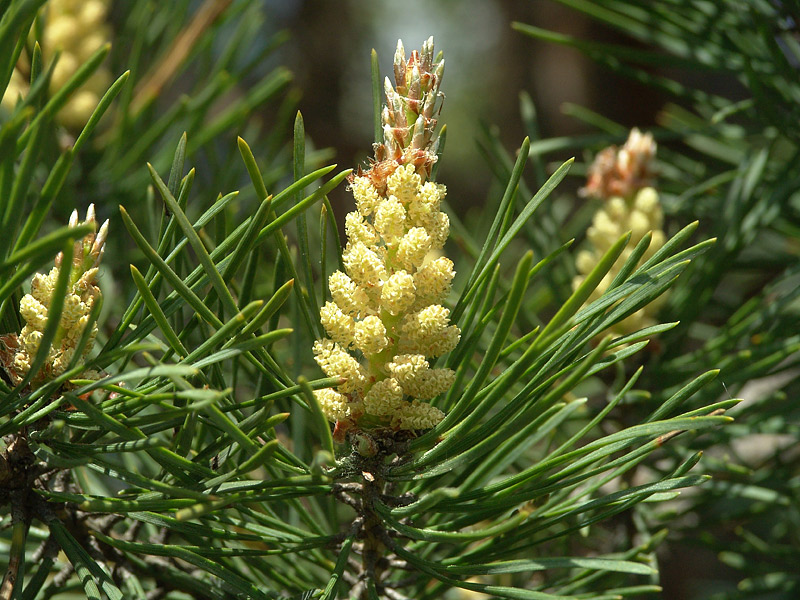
[0,206,107,388]
[313,38,460,436]
[2,0,112,129]
[574,128,667,336]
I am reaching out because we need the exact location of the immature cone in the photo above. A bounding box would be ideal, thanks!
[363,36,444,188]
[1,0,112,129]
[0,205,107,388]
[574,129,667,337]
[314,38,458,436]
[581,128,656,200]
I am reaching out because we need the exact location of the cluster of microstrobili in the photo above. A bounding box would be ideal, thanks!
[0,206,107,389]
[312,38,460,437]
[2,0,112,129]
[574,128,667,337]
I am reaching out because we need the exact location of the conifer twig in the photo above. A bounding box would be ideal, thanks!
[130,0,232,114]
